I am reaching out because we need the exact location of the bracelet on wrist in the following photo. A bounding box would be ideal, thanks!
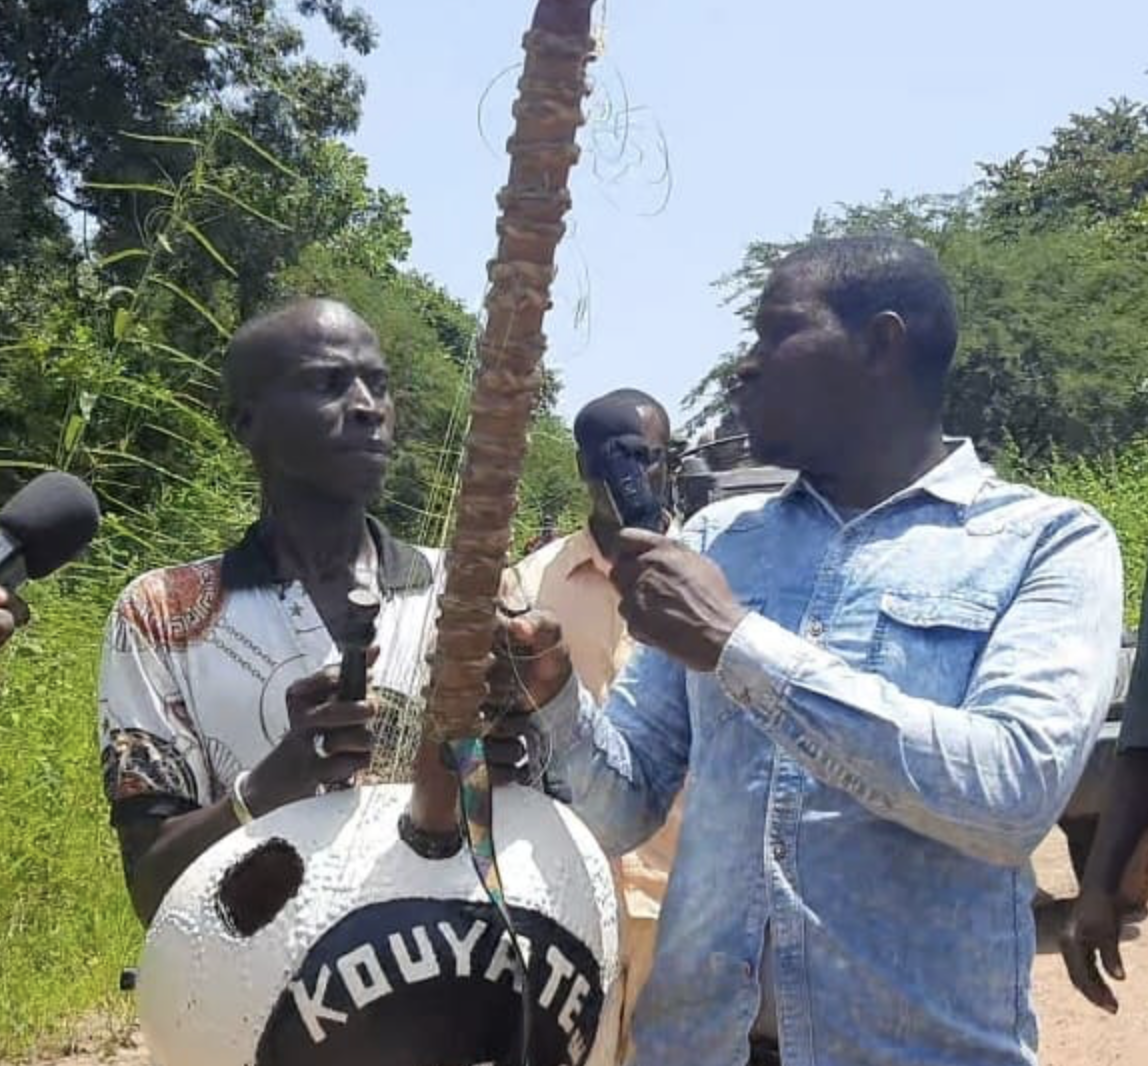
[231,770,255,826]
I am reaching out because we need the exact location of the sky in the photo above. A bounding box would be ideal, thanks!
[306,1,1148,427]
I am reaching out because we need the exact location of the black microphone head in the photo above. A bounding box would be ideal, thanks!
[0,472,101,579]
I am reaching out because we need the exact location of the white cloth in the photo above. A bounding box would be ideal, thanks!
[98,520,443,814]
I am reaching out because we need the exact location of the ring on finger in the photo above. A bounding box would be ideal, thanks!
[313,732,330,760]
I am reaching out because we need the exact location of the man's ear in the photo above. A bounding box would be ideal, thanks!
[227,402,255,447]
[863,310,908,376]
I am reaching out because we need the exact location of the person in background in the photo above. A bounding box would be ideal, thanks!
[676,452,715,521]
[501,235,1123,1066]
[1060,570,1148,1014]
[523,512,560,556]
[502,387,680,1064]
[0,584,28,647]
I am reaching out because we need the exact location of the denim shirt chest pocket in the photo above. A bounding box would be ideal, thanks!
[866,590,999,706]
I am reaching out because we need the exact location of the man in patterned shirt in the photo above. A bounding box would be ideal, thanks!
[99,298,444,924]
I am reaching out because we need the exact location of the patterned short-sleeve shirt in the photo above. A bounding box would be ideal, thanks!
[98,519,444,824]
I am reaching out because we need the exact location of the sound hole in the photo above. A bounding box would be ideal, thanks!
[216,838,304,937]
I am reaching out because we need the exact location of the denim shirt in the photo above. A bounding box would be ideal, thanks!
[539,441,1123,1066]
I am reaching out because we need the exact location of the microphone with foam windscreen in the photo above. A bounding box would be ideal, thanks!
[598,438,665,533]
[0,472,101,590]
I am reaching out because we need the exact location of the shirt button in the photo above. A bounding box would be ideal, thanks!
[772,842,787,861]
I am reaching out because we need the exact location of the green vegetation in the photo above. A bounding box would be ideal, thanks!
[0,579,140,1057]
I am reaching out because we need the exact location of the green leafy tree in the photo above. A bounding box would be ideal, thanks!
[980,98,1148,233]
[0,1,374,220]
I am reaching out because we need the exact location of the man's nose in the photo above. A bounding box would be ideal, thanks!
[347,377,384,423]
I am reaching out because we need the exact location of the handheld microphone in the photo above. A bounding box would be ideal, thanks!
[338,587,380,701]
[598,438,664,533]
[0,472,101,590]
[325,588,380,793]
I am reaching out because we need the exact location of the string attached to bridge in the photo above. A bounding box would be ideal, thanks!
[443,736,535,1066]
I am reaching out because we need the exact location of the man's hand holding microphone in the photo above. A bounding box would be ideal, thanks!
[488,527,747,772]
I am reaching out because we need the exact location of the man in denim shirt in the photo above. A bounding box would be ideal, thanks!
[506,236,1123,1066]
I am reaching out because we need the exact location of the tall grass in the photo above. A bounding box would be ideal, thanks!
[0,441,259,1059]
[0,578,139,1058]
[0,91,278,1059]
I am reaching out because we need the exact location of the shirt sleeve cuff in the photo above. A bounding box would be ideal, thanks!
[715,612,815,720]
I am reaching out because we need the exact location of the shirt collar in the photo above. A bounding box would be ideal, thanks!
[909,438,989,506]
[561,517,682,580]
[780,437,988,512]
[221,515,434,593]
[561,527,611,579]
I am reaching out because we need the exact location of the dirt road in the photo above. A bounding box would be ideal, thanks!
[13,832,1148,1066]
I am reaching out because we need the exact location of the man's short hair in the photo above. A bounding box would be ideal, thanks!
[221,298,372,421]
[573,388,671,454]
[774,235,959,405]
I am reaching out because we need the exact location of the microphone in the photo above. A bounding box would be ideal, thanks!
[338,588,380,701]
[0,472,101,590]
[323,588,380,794]
[598,438,665,533]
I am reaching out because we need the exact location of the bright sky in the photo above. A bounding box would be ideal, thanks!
[307,1,1148,428]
